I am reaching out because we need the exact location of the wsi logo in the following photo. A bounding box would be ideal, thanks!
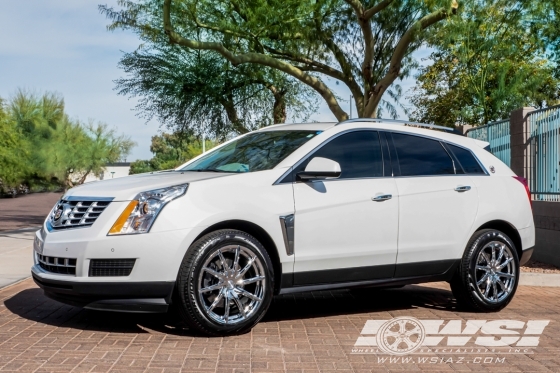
[354,317,550,355]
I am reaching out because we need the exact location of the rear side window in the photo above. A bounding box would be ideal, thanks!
[391,133,455,176]
[294,130,384,179]
[447,144,486,174]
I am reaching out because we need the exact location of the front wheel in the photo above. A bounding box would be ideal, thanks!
[450,229,519,312]
[175,229,274,336]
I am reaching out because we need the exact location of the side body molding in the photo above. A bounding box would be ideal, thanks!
[279,215,295,256]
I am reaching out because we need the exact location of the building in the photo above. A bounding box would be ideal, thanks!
[82,162,131,183]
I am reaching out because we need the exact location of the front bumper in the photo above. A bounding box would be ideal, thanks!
[32,213,205,312]
[32,273,174,313]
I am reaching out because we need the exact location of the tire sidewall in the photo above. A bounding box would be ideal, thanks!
[466,230,520,311]
[179,230,274,334]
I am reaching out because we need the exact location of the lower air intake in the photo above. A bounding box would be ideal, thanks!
[89,259,136,277]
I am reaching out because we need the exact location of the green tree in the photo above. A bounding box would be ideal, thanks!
[3,90,136,191]
[409,0,560,126]
[129,131,214,174]
[115,44,319,138]
[0,98,30,189]
[101,0,459,120]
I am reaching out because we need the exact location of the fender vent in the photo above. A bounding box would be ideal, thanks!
[89,259,136,277]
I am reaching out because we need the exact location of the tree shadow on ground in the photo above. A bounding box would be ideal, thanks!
[3,285,457,337]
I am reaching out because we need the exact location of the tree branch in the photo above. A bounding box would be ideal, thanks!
[363,3,458,117]
[163,0,348,121]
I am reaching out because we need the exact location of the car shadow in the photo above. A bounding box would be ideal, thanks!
[3,285,457,337]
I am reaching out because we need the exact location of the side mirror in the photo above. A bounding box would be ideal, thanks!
[297,157,341,181]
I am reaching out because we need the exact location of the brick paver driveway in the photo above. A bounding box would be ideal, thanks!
[1,279,559,373]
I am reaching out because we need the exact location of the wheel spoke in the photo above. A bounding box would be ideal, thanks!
[385,331,401,338]
[223,293,230,324]
[497,278,508,291]
[496,246,505,263]
[484,279,491,295]
[241,275,265,285]
[218,250,229,271]
[233,245,240,271]
[238,256,256,277]
[480,251,491,265]
[203,267,222,279]
[405,326,421,337]
[207,289,224,312]
[492,281,498,301]
[398,320,407,333]
[477,272,489,285]
[232,292,247,318]
[496,271,515,279]
[237,287,262,302]
[476,265,490,272]
[200,283,223,293]
[491,246,496,263]
[498,257,513,270]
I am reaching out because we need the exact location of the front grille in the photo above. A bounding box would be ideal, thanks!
[89,259,136,277]
[37,254,77,275]
[48,199,111,231]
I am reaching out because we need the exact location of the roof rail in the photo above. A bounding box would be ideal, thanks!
[336,118,461,134]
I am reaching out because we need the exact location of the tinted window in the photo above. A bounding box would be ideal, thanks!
[391,133,455,176]
[448,144,485,174]
[182,131,318,173]
[295,131,383,179]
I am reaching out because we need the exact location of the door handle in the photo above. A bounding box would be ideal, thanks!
[372,194,392,202]
[455,186,471,192]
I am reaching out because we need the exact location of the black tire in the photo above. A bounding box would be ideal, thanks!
[175,229,274,336]
[450,229,520,312]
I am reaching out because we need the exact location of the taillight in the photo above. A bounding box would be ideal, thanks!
[513,176,532,208]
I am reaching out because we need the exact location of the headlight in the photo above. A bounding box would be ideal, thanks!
[108,184,188,235]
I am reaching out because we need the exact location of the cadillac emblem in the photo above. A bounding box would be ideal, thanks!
[54,206,63,221]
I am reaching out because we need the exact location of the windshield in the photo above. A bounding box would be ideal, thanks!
[181,130,319,173]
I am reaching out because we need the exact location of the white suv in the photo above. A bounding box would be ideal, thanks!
[32,119,535,335]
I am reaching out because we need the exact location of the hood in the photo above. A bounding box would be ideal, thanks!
[64,171,233,201]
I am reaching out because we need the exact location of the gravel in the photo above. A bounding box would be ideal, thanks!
[521,260,560,274]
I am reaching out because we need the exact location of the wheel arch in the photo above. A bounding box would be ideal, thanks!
[475,220,523,259]
[193,220,283,294]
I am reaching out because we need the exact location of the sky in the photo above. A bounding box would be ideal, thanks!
[0,0,423,161]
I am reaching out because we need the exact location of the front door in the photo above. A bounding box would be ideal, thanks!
[291,130,399,285]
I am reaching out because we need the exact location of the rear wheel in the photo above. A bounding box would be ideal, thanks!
[450,229,519,312]
[175,229,274,336]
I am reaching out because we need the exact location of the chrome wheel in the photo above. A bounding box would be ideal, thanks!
[197,244,266,325]
[474,241,516,303]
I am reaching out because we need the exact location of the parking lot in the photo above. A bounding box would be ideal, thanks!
[0,279,559,372]
[1,193,560,372]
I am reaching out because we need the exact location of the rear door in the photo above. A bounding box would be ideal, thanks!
[389,132,478,277]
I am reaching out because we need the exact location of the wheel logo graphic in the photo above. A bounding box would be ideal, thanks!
[376,317,425,355]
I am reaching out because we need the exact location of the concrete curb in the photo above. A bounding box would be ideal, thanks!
[0,276,31,291]
[519,272,560,287]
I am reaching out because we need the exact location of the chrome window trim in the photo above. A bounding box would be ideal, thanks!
[279,214,295,256]
[273,127,489,185]
[384,129,490,177]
